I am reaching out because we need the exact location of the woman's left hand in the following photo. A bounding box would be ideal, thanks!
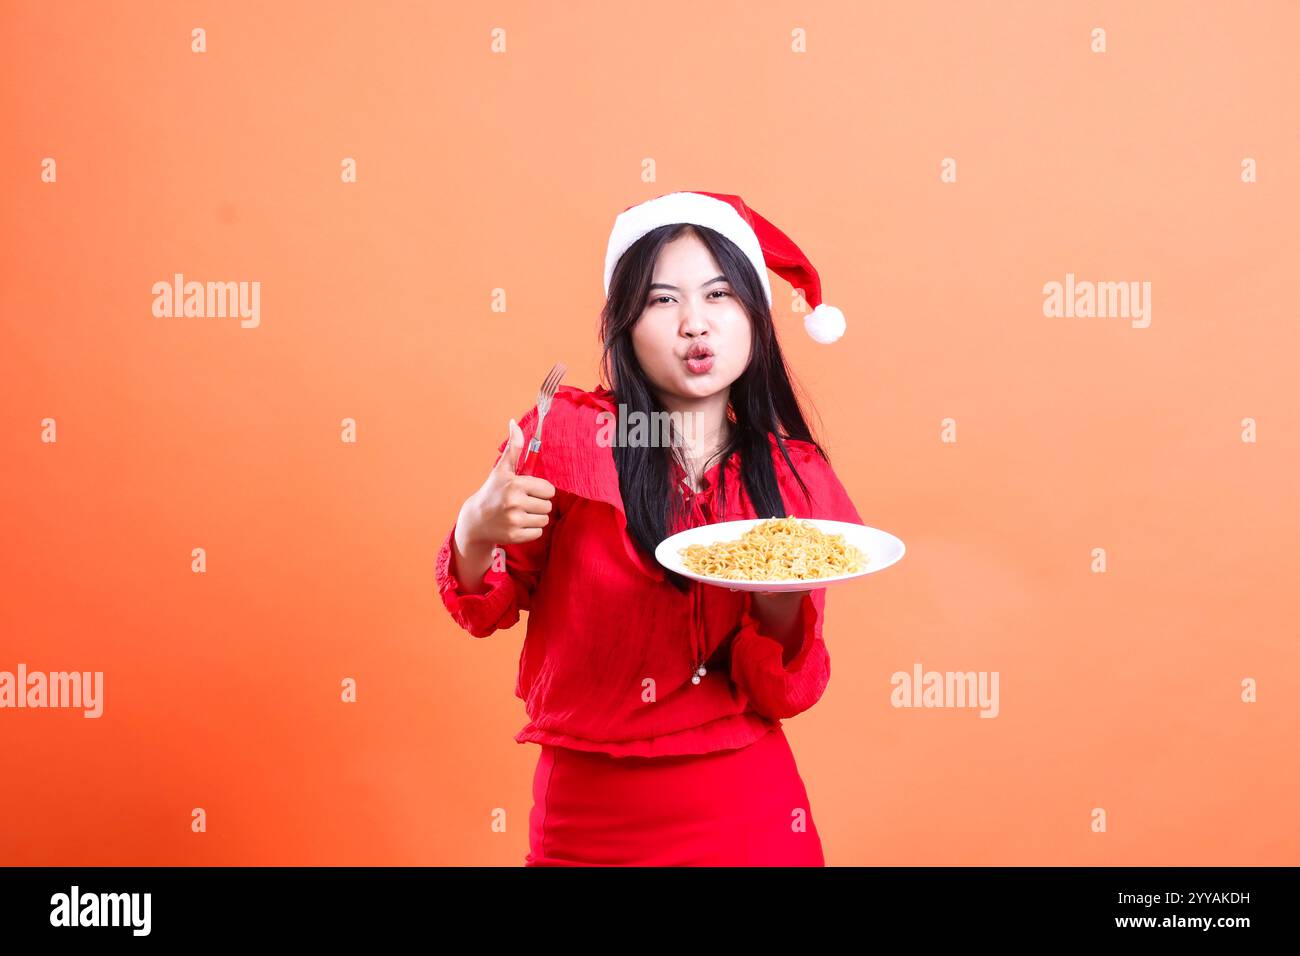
[749,589,806,602]
[727,587,810,599]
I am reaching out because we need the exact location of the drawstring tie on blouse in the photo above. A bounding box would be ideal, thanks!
[681,473,719,687]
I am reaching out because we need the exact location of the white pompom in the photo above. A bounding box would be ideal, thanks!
[804,303,846,344]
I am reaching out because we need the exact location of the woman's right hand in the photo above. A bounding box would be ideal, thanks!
[456,417,557,552]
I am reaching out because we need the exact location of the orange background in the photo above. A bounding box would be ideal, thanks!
[2,0,1297,865]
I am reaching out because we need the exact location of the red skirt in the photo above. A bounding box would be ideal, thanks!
[525,725,824,866]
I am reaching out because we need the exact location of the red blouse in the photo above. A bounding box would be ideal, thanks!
[434,384,865,758]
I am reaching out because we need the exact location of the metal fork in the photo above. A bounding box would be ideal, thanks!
[516,361,567,476]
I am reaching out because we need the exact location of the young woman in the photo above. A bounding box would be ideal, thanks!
[436,190,863,866]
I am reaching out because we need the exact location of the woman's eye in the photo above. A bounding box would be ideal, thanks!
[649,290,728,305]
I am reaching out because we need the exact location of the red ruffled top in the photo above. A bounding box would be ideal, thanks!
[434,384,865,758]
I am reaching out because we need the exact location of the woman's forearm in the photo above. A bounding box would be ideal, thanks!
[749,591,806,666]
[451,520,497,595]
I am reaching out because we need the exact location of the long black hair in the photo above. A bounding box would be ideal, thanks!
[598,222,831,593]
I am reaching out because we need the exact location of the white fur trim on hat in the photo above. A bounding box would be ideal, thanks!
[804,303,846,344]
[603,192,772,305]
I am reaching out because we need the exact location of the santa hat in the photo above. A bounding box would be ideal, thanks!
[603,190,846,344]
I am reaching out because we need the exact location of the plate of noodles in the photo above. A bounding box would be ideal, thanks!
[654,515,905,592]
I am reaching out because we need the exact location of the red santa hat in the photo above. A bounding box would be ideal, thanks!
[602,190,846,344]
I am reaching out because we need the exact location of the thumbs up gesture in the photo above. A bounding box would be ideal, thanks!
[456,418,557,551]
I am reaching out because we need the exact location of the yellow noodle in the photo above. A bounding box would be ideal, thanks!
[678,515,867,582]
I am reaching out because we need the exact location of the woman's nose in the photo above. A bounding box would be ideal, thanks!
[681,310,707,334]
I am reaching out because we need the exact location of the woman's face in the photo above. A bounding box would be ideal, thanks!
[630,231,752,405]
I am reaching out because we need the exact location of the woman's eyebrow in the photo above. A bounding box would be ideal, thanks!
[648,275,728,292]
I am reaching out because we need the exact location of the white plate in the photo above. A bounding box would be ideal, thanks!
[654,517,906,592]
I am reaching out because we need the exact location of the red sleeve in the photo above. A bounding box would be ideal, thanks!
[729,448,861,720]
[435,415,555,638]
[435,512,556,638]
[784,443,864,525]
[729,588,830,720]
